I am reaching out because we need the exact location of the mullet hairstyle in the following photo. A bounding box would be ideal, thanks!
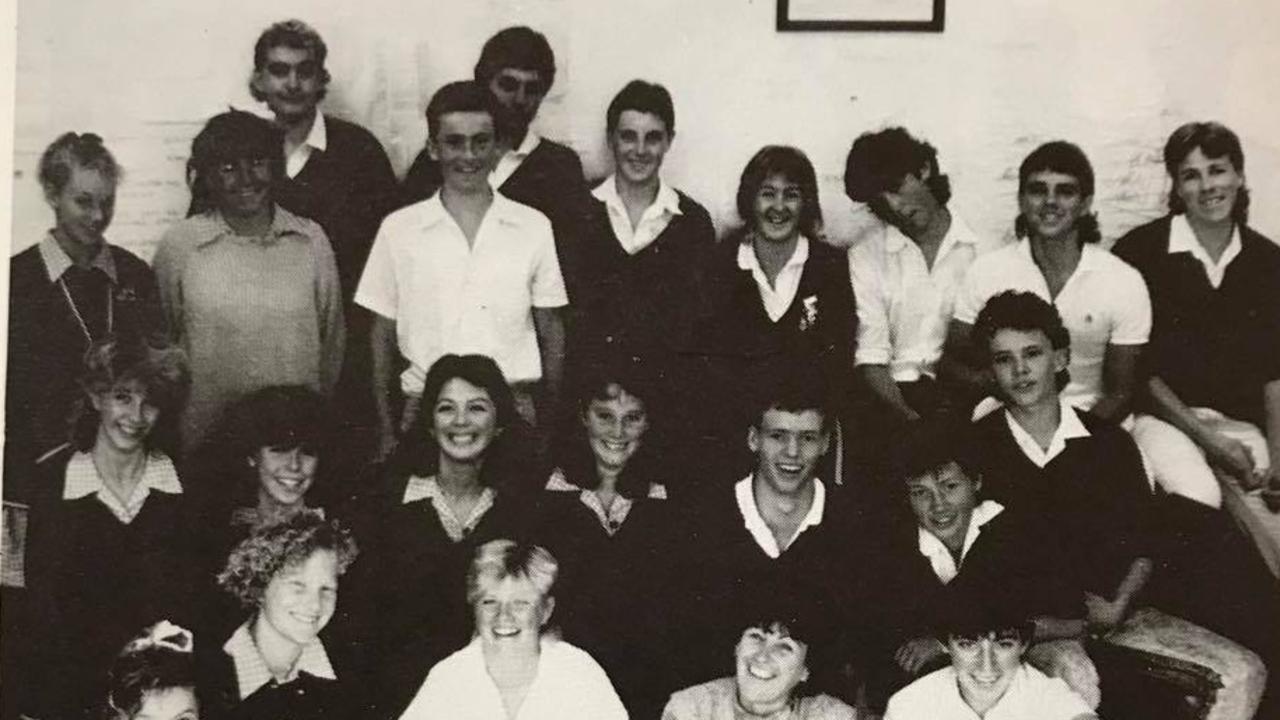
[605,79,675,135]
[843,127,951,223]
[1014,140,1101,245]
[1163,121,1250,225]
[466,538,559,606]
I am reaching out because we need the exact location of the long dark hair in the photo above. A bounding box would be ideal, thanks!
[556,366,659,500]
[391,354,529,487]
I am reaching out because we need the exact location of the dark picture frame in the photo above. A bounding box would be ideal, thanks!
[777,0,945,32]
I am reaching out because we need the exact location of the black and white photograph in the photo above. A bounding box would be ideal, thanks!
[2,1,1280,719]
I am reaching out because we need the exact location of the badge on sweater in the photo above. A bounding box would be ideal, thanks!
[799,295,819,331]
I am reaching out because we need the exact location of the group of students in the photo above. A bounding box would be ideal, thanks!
[5,15,1280,720]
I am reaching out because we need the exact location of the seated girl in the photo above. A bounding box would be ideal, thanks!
[104,620,199,720]
[537,367,677,716]
[662,604,858,720]
[23,334,194,720]
[398,539,627,720]
[203,510,360,720]
[884,604,1096,720]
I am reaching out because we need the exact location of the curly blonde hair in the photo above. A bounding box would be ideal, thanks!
[217,509,358,610]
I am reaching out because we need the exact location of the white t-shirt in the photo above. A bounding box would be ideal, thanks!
[850,214,995,381]
[356,192,567,392]
[885,665,1093,720]
[953,239,1150,410]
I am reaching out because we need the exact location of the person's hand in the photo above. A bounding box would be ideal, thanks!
[894,637,946,675]
[1084,592,1127,636]
[1207,434,1261,488]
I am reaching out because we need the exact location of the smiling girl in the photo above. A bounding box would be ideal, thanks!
[22,335,194,719]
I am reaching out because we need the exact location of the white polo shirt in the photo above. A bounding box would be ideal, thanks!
[954,239,1151,410]
[591,174,683,255]
[850,214,994,381]
[356,192,568,393]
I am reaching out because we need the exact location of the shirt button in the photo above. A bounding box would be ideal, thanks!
[608,520,620,531]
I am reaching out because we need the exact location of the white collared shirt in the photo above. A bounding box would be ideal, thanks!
[402,475,497,543]
[1167,213,1242,289]
[1004,398,1092,468]
[734,475,825,559]
[851,214,992,381]
[222,621,336,701]
[38,232,119,283]
[62,451,182,524]
[285,111,328,179]
[591,175,683,255]
[738,236,811,322]
[356,191,568,391]
[917,500,1004,584]
[954,238,1151,410]
[490,131,541,189]
[545,468,667,536]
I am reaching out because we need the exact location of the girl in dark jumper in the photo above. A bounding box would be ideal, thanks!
[22,335,194,720]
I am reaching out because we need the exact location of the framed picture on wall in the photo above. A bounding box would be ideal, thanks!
[777,0,945,32]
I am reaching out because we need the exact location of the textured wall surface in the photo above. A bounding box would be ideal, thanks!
[9,0,1280,260]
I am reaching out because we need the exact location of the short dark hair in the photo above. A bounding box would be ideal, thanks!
[425,80,502,141]
[1015,140,1101,245]
[936,594,1034,646]
[843,127,951,222]
[39,132,121,198]
[234,385,330,459]
[395,354,526,482]
[736,593,835,699]
[972,291,1071,391]
[735,145,823,240]
[1163,121,1250,225]
[474,26,556,89]
[105,622,196,720]
[186,110,283,216]
[753,372,832,433]
[605,80,675,135]
[72,335,190,455]
[885,417,980,487]
[217,509,358,610]
[250,19,331,102]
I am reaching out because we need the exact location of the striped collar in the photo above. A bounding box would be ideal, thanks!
[222,620,336,700]
[545,468,666,535]
[62,450,181,524]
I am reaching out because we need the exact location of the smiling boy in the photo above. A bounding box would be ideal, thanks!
[884,606,1096,720]
[356,81,567,458]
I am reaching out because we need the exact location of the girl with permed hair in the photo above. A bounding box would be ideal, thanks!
[204,509,360,720]
[21,334,199,720]
[682,144,857,484]
[152,110,344,459]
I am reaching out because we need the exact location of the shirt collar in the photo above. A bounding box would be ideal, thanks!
[222,621,336,700]
[917,500,1004,584]
[402,475,497,542]
[195,206,310,248]
[1003,398,1092,468]
[415,191,523,231]
[737,235,811,273]
[62,451,182,523]
[303,111,328,153]
[1168,213,1242,271]
[883,212,978,256]
[592,175,684,217]
[39,232,118,283]
[1015,236,1105,275]
[735,474,825,559]
[509,130,541,159]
